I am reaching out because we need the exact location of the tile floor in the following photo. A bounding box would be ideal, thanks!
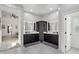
[0,38,79,54]
[0,36,19,51]
[0,43,62,54]
[66,47,79,54]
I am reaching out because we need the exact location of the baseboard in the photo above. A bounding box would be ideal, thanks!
[24,41,40,47]
[43,41,58,49]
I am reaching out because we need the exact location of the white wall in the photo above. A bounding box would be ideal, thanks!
[24,13,36,33]
[42,11,59,33]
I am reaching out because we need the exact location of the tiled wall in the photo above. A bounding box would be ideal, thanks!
[2,11,18,36]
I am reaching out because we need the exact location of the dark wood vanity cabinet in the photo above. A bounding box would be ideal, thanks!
[23,20,58,48]
[44,34,58,46]
[23,34,39,45]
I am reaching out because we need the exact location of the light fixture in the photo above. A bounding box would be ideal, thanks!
[50,8,53,11]
[58,8,60,10]
[24,13,30,16]
[56,11,59,15]
[30,9,33,12]
[12,43,16,46]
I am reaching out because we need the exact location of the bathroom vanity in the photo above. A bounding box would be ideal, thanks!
[44,33,58,48]
[23,21,59,48]
[23,33,39,45]
[44,34,58,46]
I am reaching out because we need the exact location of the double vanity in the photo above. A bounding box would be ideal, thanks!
[23,21,59,49]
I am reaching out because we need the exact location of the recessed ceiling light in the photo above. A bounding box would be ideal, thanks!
[30,9,33,12]
[50,8,53,11]
[24,13,30,16]
[58,8,60,10]
[56,11,59,15]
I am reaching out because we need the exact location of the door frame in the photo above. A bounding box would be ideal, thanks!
[64,15,72,52]
[62,9,79,53]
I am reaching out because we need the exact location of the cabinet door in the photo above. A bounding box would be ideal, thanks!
[23,34,39,45]
[44,34,58,46]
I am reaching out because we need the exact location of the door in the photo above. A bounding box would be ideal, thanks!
[64,16,71,52]
[71,15,79,49]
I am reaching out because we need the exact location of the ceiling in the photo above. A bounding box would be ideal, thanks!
[23,4,59,15]
[22,4,79,15]
[5,4,79,15]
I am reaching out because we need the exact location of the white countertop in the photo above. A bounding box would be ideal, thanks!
[24,31,39,34]
[43,31,58,34]
[24,31,58,34]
